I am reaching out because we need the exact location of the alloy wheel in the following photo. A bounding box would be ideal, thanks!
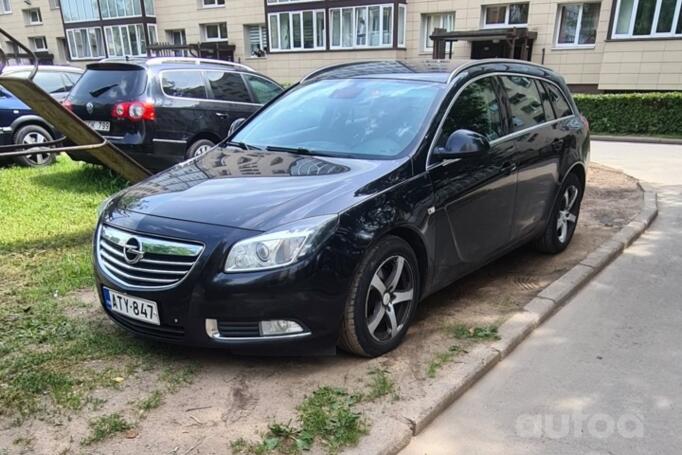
[365,255,415,342]
[194,144,214,157]
[557,184,580,243]
[22,131,51,165]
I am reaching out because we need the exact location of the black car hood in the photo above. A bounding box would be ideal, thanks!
[110,147,411,232]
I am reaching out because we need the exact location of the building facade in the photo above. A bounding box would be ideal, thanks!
[1,0,681,91]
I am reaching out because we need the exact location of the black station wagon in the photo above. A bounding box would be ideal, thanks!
[95,59,590,357]
[66,57,282,172]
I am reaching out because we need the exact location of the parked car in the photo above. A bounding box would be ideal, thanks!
[66,57,283,172]
[0,65,83,167]
[94,59,589,357]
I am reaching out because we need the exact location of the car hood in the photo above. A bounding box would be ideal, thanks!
[108,146,411,232]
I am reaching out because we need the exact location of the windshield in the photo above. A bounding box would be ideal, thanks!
[233,78,443,159]
[69,68,146,102]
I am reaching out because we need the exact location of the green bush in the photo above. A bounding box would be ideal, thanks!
[574,92,682,137]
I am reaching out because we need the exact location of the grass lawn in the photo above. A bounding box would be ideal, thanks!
[0,156,173,420]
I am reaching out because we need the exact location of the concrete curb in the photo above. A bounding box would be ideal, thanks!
[592,135,682,145]
[350,179,658,455]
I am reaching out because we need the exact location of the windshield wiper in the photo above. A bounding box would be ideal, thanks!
[266,145,333,157]
[89,84,118,97]
[224,140,261,151]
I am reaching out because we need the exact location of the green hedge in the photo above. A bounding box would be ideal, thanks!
[574,92,682,136]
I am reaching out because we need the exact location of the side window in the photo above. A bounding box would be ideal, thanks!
[33,72,68,94]
[500,75,546,132]
[543,82,573,118]
[244,74,282,104]
[436,77,503,146]
[161,71,208,99]
[62,72,80,92]
[205,71,252,103]
[535,80,556,121]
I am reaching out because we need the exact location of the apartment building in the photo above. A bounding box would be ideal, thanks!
[0,0,681,92]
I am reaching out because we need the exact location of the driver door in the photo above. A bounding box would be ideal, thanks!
[427,76,517,267]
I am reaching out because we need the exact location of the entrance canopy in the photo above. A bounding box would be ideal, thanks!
[430,27,537,61]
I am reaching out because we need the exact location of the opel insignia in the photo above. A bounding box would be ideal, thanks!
[94,59,589,357]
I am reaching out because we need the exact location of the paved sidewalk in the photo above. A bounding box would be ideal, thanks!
[401,141,682,455]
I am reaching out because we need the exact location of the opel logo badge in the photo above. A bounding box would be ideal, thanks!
[86,102,94,114]
[123,237,144,264]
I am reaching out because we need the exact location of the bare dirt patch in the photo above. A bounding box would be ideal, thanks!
[0,164,642,455]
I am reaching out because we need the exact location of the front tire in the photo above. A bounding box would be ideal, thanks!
[533,172,583,254]
[338,236,420,357]
[12,125,56,167]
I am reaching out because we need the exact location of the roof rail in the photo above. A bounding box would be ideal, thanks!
[446,58,551,85]
[301,60,386,83]
[145,57,254,71]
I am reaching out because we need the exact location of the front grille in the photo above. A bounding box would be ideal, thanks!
[217,321,261,338]
[109,311,185,340]
[97,225,203,289]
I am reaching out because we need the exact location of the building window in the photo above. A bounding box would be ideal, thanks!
[202,0,225,7]
[422,12,455,51]
[246,24,268,57]
[398,5,406,47]
[144,0,154,16]
[49,0,60,10]
[66,27,105,59]
[330,4,394,49]
[1,0,11,14]
[556,3,601,46]
[100,0,142,19]
[104,24,148,57]
[269,10,325,51]
[147,24,157,44]
[29,36,48,51]
[166,29,188,56]
[202,23,228,41]
[613,0,682,38]
[483,3,529,28]
[24,8,42,25]
[62,0,100,23]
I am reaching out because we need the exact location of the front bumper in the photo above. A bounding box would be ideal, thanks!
[93,213,353,356]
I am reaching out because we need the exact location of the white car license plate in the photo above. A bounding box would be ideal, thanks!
[85,120,111,132]
[103,287,160,325]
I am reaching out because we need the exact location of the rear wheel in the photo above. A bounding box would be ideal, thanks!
[533,172,583,254]
[185,139,216,159]
[338,236,420,357]
[12,125,56,167]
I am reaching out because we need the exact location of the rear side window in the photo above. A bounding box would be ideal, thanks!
[500,75,546,131]
[161,71,207,99]
[33,72,68,94]
[438,77,503,143]
[62,72,80,91]
[535,80,556,121]
[244,74,282,104]
[205,71,251,103]
[543,82,573,118]
[70,68,146,101]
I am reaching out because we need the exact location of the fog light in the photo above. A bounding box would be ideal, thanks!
[259,320,304,336]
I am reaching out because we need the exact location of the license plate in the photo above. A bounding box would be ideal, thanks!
[103,287,160,325]
[85,120,110,132]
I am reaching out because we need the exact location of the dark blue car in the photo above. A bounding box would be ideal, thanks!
[0,65,83,167]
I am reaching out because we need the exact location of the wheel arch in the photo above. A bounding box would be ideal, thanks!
[563,161,587,190]
[10,116,57,140]
[186,131,222,149]
[379,225,429,300]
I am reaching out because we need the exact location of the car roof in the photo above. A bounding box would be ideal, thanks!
[301,59,565,86]
[91,57,256,73]
[2,65,84,74]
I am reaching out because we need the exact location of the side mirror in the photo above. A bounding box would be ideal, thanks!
[432,129,490,161]
[228,118,247,137]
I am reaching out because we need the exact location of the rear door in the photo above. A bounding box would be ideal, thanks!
[204,70,261,139]
[67,64,147,137]
[498,75,561,240]
[156,69,211,143]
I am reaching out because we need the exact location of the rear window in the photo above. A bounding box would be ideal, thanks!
[70,67,146,102]
[500,75,547,132]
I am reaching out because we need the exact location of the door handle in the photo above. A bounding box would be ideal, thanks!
[215,112,229,119]
[501,161,517,175]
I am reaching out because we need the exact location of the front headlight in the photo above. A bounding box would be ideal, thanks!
[225,214,338,272]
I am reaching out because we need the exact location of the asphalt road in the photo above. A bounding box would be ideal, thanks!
[401,140,682,455]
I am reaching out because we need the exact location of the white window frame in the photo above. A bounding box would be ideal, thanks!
[202,22,228,41]
[554,2,601,48]
[49,0,60,10]
[329,4,394,50]
[482,3,529,29]
[398,4,406,48]
[1,0,11,14]
[268,9,326,52]
[104,24,148,57]
[66,27,105,60]
[26,8,43,25]
[29,36,48,51]
[147,24,157,45]
[201,0,225,8]
[99,0,142,20]
[422,12,455,52]
[612,0,682,38]
[245,24,268,57]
